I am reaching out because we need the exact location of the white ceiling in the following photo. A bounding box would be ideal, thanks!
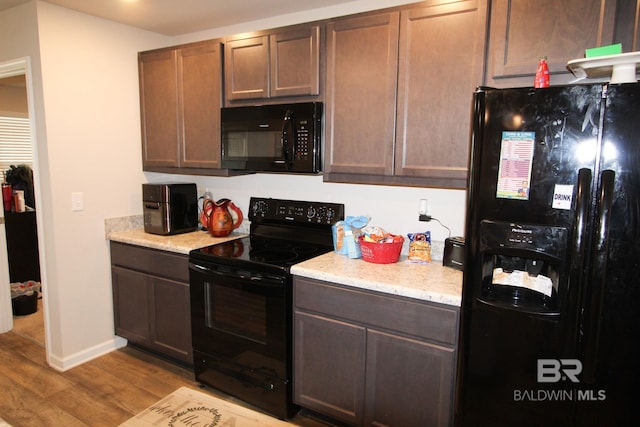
[0,0,356,36]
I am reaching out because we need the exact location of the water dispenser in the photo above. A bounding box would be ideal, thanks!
[477,220,568,314]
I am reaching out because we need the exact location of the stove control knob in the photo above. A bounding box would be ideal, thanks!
[326,208,336,222]
[252,200,268,217]
[317,207,326,221]
[306,206,316,219]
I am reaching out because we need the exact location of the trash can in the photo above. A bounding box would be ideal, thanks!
[10,280,40,316]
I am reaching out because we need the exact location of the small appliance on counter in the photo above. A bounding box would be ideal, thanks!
[443,236,465,270]
[142,183,198,235]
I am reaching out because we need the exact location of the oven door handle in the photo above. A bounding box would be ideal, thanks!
[189,262,286,287]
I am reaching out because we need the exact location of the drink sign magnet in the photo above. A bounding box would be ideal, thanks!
[552,184,573,210]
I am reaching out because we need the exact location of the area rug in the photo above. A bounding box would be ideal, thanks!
[120,386,290,427]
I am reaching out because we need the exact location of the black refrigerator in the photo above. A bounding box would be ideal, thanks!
[456,83,640,426]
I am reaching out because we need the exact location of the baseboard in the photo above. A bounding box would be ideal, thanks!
[47,335,127,372]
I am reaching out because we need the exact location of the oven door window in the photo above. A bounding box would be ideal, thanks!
[190,263,287,368]
[205,280,270,344]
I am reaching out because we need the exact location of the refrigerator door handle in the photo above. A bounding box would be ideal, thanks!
[570,168,592,343]
[583,169,615,383]
[572,168,592,271]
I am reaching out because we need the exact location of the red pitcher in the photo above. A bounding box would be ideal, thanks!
[202,198,243,237]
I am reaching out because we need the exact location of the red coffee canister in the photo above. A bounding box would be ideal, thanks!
[2,183,12,212]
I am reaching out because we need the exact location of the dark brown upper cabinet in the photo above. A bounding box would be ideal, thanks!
[139,40,232,175]
[224,24,321,104]
[485,0,627,88]
[324,0,488,189]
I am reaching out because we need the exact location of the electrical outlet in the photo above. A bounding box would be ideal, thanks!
[71,192,84,211]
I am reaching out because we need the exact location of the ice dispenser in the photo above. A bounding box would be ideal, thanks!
[478,220,568,314]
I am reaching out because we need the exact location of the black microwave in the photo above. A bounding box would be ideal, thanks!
[221,102,322,174]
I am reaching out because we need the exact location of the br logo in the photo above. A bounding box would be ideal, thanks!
[537,359,582,383]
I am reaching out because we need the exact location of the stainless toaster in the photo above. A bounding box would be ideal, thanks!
[443,236,465,270]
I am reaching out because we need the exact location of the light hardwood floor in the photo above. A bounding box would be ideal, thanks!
[1,300,335,426]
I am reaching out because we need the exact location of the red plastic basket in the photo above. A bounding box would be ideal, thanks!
[359,236,404,264]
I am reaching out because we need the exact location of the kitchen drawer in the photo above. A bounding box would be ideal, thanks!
[110,241,189,282]
[294,277,458,345]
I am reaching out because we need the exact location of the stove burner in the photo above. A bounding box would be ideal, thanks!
[291,245,319,255]
[250,249,299,264]
[260,241,320,255]
[261,241,294,250]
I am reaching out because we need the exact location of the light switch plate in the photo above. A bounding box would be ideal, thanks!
[71,192,83,211]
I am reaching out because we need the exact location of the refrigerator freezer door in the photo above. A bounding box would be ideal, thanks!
[576,83,640,425]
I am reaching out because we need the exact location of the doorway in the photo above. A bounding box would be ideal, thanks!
[0,57,46,348]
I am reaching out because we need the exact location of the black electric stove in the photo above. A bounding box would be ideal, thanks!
[190,197,344,273]
[188,197,344,420]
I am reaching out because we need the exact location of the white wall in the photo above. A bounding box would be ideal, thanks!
[1,0,467,369]
[0,83,29,116]
[147,173,466,249]
[34,2,174,368]
[0,0,172,369]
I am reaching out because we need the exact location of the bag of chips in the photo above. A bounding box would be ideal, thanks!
[407,231,432,262]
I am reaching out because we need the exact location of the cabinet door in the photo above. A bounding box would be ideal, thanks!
[324,12,400,176]
[149,275,193,364]
[178,42,223,169]
[111,266,151,346]
[225,36,270,101]
[486,0,618,87]
[270,26,321,98]
[395,0,486,188]
[139,50,179,168]
[365,329,456,427]
[294,311,366,426]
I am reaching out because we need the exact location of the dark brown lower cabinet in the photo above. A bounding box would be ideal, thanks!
[293,276,458,426]
[110,242,192,365]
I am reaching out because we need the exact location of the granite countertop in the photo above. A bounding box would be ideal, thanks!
[107,228,247,254]
[291,252,463,307]
[105,214,248,254]
[105,215,462,306]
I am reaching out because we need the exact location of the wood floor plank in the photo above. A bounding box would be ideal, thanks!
[85,349,199,405]
[0,373,86,427]
[61,362,159,416]
[0,331,48,367]
[0,350,75,399]
[2,315,337,427]
[47,383,134,427]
